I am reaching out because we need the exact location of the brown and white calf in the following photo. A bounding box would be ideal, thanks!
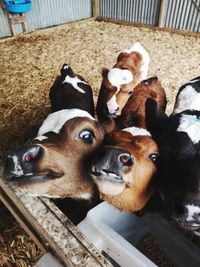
[4,64,114,199]
[115,76,167,129]
[91,127,159,212]
[96,42,150,121]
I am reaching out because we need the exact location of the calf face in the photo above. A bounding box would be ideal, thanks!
[49,64,95,116]
[4,109,110,199]
[90,127,159,211]
[115,76,167,129]
[96,42,149,121]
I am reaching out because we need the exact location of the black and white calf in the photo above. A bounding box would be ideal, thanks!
[149,77,200,236]
[49,64,95,116]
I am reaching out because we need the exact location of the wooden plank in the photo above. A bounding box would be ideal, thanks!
[95,17,200,38]
[0,175,113,267]
[0,181,46,254]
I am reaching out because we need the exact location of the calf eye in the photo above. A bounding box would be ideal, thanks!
[149,153,159,164]
[79,130,94,144]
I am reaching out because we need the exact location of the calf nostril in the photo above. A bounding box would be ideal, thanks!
[118,153,133,166]
[23,146,41,163]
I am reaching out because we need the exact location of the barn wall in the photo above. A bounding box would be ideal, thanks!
[0,0,92,38]
[99,0,200,32]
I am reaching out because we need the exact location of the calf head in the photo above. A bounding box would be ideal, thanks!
[115,76,167,129]
[91,127,159,211]
[96,42,149,121]
[49,64,95,116]
[4,109,113,199]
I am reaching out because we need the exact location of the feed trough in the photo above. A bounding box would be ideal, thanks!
[4,0,32,13]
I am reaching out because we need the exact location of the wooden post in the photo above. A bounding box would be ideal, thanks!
[92,0,99,17]
[6,11,27,36]
[158,0,166,28]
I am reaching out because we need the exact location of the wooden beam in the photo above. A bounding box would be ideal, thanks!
[92,0,99,17]
[158,0,166,27]
[0,184,46,254]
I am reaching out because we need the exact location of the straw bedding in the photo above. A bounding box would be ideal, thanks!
[0,18,200,159]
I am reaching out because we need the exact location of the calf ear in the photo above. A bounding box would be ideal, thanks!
[145,98,169,140]
[101,118,116,134]
[101,68,109,79]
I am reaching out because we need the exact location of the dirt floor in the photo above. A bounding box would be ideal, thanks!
[0,18,200,158]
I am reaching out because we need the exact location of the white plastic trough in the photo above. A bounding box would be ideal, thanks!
[78,202,200,267]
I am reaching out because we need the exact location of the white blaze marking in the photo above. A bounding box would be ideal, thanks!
[173,85,200,114]
[108,68,133,87]
[63,65,69,69]
[123,127,151,137]
[12,155,24,176]
[37,109,95,136]
[107,94,119,114]
[177,114,200,144]
[186,204,200,221]
[63,75,88,93]
[123,42,150,80]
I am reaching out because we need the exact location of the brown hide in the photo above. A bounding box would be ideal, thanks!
[96,51,144,121]
[92,130,159,211]
[116,77,167,129]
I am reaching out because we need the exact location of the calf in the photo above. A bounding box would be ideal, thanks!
[96,42,150,121]
[90,127,159,212]
[49,64,94,116]
[4,64,114,199]
[149,77,200,236]
[115,76,167,129]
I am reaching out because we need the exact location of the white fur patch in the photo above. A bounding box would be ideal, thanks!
[79,193,92,200]
[186,204,200,222]
[34,135,48,142]
[173,85,200,114]
[123,127,151,137]
[11,155,24,176]
[95,179,125,196]
[63,75,88,93]
[37,109,95,136]
[123,42,150,80]
[108,68,133,87]
[107,94,119,114]
[177,114,200,144]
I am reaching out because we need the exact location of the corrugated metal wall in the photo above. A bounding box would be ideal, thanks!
[99,0,200,32]
[99,0,160,25]
[164,0,200,32]
[0,0,92,38]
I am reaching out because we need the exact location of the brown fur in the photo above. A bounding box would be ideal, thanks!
[116,77,167,129]
[92,130,159,211]
[10,117,112,198]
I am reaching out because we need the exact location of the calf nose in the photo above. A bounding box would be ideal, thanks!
[93,146,133,176]
[4,145,42,181]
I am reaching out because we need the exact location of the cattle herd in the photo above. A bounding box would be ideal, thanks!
[3,42,200,237]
